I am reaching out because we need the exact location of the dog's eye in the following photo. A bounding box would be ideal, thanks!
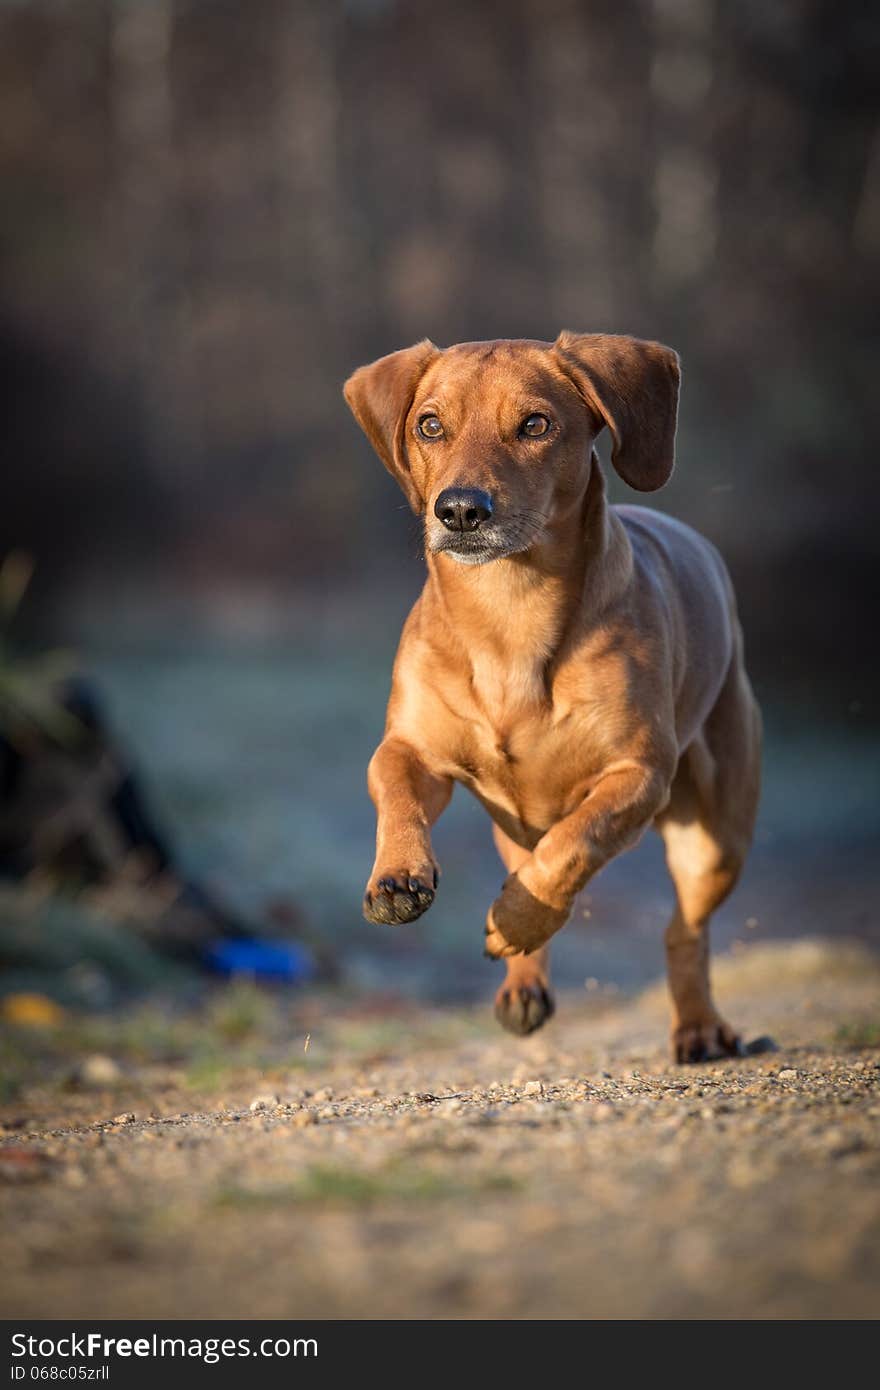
[521,413,551,438]
[417,415,445,440]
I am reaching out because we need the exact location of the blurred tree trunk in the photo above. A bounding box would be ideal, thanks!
[109,0,187,486]
[271,2,366,535]
[531,0,658,334]
[274,3,352,419]
[649,0,718,296]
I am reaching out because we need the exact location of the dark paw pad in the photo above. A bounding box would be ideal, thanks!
[363,873,436,925]
[494,984,555,1037]
[673,1022,743,1065]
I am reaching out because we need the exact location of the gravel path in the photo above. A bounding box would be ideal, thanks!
[2,940,879,1320]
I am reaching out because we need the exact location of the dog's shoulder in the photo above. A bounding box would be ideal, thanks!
[614,504,731,599]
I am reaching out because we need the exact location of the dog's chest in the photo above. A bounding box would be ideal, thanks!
[397,639,635,838]
[442,679,605,837]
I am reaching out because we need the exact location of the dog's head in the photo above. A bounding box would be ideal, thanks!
[343,333,680,566]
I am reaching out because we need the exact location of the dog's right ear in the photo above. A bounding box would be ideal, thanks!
[343,340,439,513]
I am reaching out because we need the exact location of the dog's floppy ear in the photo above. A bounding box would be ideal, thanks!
[554,332,680,492]
[343,340,439,513]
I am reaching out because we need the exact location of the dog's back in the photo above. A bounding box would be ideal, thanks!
[616,504,738,747]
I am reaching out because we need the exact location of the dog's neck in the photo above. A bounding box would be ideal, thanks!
[424,459,633,714]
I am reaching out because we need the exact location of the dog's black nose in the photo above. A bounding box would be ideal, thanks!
[434,487,493,532]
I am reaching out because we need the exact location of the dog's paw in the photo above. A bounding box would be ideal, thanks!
[483,874,569,959]
[494,981,555,1037]
[672,1017,743,1065]
[363,867,437,925]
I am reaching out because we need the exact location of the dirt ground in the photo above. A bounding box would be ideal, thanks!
[1,938,879,1321]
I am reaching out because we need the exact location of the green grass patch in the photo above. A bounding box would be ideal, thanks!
[834,1019,880,1049]
[215,1162,521,1210]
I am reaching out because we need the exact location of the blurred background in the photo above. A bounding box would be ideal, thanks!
[1,0,878,1025]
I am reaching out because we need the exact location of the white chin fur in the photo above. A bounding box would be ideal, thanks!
[444,549,496,566]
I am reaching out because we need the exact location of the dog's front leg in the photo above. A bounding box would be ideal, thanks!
[484,761,671,957]
[363,737,452,925]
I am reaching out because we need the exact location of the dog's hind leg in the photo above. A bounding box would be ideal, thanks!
[657,650,761,1062]
[491,824,555,1036]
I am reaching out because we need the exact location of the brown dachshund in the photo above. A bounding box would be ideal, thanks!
[344,334,761,1061]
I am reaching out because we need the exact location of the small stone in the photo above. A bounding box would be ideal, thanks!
[523,1080,544,1096]
[312,1088,334,1103]
[0,1150,52,1182]
[778,1069,798,1082]
[249,1094,280,1112]
[111,1112,136,1125]
[73,1055,122,1088]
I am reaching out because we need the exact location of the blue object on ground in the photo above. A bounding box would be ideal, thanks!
[204,938,317,984]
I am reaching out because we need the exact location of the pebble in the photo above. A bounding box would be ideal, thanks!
[112,1113,136,1125]
[777,1069,798,1082]
[249,1094,280,1112]
[73,1055,121,1088]
[523,1081,544,1096]
[0,1151,52,1183]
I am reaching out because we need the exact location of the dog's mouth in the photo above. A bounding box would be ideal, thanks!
[427,514,547,566]
[430,532,504,566]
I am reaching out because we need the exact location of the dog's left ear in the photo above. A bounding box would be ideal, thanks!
[343,339,439,513]
[554,332,680,492]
